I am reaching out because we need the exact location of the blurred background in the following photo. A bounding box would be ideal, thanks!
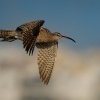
[0,0,100,100]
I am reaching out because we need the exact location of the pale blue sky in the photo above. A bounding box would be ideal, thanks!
[0,0,100,50]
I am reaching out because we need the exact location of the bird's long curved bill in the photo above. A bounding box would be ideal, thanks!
[62,35,76,43]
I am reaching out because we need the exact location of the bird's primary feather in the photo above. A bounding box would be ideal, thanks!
[36,41,58,84]
[16,20,45,55]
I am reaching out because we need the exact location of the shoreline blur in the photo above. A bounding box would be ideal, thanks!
[0,45,100,100]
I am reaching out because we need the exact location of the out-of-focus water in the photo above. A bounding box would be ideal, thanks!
[0,45,100,100]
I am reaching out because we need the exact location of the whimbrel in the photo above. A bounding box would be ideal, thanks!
[0,20,75,84]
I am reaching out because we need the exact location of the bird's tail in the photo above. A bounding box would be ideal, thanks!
[0,30,19,42]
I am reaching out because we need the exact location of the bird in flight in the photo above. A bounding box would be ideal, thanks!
[0,20,75,85]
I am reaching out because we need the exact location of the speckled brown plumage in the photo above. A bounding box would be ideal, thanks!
[0,20,75,85]
[16,20,45,55]
[0,30,17,42]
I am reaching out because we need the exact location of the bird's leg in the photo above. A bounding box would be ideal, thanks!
[6,39,16,42]
[0,38,6,42]
[0,37,16,42]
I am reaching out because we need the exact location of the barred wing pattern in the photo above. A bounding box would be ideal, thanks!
[16,20,44,55]
[23,31,37,55]
[36,41,58,85]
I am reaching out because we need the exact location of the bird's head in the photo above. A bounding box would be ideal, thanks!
[52,32,76,43]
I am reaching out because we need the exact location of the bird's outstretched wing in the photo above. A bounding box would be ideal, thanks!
[36,41,58,85]
[16,20,45,55]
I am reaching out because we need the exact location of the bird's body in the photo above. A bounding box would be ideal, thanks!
[0,20,75,85]
[36,27,53,43]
